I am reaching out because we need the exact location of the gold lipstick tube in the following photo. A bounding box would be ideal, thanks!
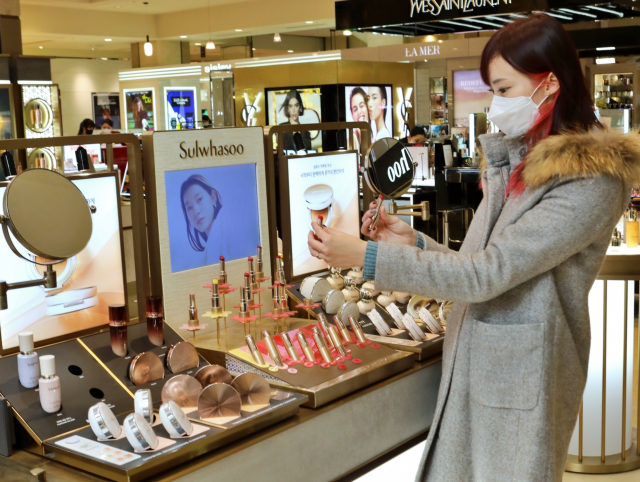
[239,287,249,317]
[277,256,286,284]
[312,327,333,363]
[297,332,316,363]
[317,313,334,348]
[188,293,198,327]
[245,335,265,366]
[248,257,258,289]
[211,278,222,314]
[368,195,384,231]
[262,330,283,366]
[328,325,347,357]
[278,283,288,312]
[280,332,300,361]
[219,256,227,284]
[272,282,282,315]
[348,315,367,343]
[333,315,352,343]
[243,273,254,304]
[256,246,264,278]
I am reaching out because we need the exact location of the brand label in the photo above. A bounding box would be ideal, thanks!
[179,140,244,159]
[204,63,232,73]
[410,0,512,17]
[405,45,440,58]
[370,142,414,198]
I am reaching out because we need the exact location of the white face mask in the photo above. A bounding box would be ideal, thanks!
[101,127,112,134]
[487,82,548,137]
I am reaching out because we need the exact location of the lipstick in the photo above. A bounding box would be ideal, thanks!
[280,332,300,361]
[256,246,264,279]
[188,293,198,327]
[210,278,222,314]
[314,215,323,241]
[276,255,286,284]
[368,195,384,231]
[312,327,333,363]
[262,330,283,367]
[146,296,164,347]
[248,257,258,290]
[245,335,265,366]
[333,315,352,343]
[109,304,128,357]
[239,287,250,317]
[317,313,334,348]
[348,315,367,343]
[328,325,347,357]
[243,272,254,304]
[297,332,316,363]
[272,281,282,315]
[219,256,227,284]
[278,282,288,313]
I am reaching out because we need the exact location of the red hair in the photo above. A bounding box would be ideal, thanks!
[480,14,601,196]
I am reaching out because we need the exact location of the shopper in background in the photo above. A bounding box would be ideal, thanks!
[308,13,640,481]
[279,88,311,152]
[202,115,213,128]
[100,118,120,134]
[400,125,427,145]
[368,86,390,140]
[77,119,95,135]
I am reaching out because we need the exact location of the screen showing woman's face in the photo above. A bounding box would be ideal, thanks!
[287,97,301,122]
[350,93,369,123]
[183,184,215,235]
[368,88,386,121]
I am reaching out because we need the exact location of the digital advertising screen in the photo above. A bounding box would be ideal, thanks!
[345,85,393,150]
[266,87,323,154]
[164,87,196,130]
[92,93,121,129]
[453,70,492,127]
[164,164,261,273]
[0,174,126,350]
[124,88,155,132]
[286,152,360,277]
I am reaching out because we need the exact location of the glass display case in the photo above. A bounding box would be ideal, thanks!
[430,77,447,125]
[594,73,633,133]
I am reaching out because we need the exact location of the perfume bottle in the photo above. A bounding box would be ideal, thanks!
[342,277,360,302]
[146,296,164,347]
[109,304,128,357]
[627,207,638,248]
[39,355,61,413]
[35,105,43,126]
[17,332,40,389]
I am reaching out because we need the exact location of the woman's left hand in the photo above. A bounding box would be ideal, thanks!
[308,224,368,268]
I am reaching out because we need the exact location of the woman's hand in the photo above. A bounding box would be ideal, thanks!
[361,200,417,246]
[308,225,367,268]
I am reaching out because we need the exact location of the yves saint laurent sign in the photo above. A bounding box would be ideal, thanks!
[410,0,512,17]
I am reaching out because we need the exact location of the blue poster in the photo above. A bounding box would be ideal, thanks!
[166,89,195,130]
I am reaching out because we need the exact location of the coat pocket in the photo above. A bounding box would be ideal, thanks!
[470,319,544,410]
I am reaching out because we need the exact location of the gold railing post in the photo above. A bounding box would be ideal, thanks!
[602,280,607,464]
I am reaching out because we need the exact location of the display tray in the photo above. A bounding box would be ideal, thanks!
[288,281,445,361]
[44,390,307,482]
[80,322,210,403]
[0,339,134,448]
[226,321,415,408]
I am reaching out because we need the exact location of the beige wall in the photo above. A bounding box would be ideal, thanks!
[51,58,131,136]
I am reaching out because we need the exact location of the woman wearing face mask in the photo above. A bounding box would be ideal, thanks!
[100,118,120,134]
[368,86,391,140]
[77,119,95,135]
[308,14,640,481]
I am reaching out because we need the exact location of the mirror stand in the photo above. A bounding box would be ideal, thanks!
[0,265,57,310]
[387,200,431,222]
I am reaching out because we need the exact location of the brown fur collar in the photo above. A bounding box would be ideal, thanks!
[523,129,640,189]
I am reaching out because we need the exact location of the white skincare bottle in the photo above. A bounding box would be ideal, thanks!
[17,332,40,389]
[38,355,61,413]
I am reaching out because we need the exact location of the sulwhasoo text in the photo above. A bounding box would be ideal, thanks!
[179,140,245,159]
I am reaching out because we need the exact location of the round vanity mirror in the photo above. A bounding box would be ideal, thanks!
[364,138,415,200]
[2,169,92,260]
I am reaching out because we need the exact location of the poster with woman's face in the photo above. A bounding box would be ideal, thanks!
[345,85,393,149]
[92,93,121,129]
[266,87,323,153]
[124,89,154,132]
[164,164,261,273]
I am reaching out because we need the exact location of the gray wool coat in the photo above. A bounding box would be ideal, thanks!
[374,129,640,481]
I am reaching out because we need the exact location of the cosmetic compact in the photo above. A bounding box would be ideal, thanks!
[387,303,406,330]
[377,291,395,307]
[367,309,393,336]
[123,413,159,451]
[407,296,436,319]
[342,277,360,302]
[194,365,233,388]
[166,341,199,374]
[231,373,271,407]
[392,291,412,304]
[129,352,165,386]
[326,266,344,290]
[322,289,346,314]
[45,286,99,316]
[419,307,445,334]
[161,375,201,409]
[134,389,153,424]
[336,301,359,322]
[346,267,364,284]
[358,288,375,315]
[304,184,334,229]
[362,281,380,296]
[159,401,194,438]
[198,383,242,421]
[299,276,332,302]
[402,313,427,341]
[88,402,122,440]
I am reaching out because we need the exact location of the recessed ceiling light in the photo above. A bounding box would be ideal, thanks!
[306,21,313,24]
[195,43,201,46]
[288,50,293,53]
[596,46,615,51]
[39,46,43,49]
[92,48,95,50]
[252,48,256,50]
[235,29,242,32]
[180,35,187,38]
[105,39,112,42]
[595,57,615,64]
[115,5,120,8]
[102,58,108,60]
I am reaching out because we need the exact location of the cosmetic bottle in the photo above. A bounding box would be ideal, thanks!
[392,291,412,304]
[17,332,40,389]
[297,332,316,363]
[38,355,61,413]
[146,296,164,347]
[327,266,344,290]
[255,246,265,279]
[210,278,222,315]
[35,105,43,126]
[30,107,37,126]
[219,256,228,285]
[109,304,128,357]
[347,267,364,284]
[627,207,638,248]
[362,281,380,296]
[342,277,360,302]
[188,293,199,327]
[377,291,395,307]
[358,288,375,314]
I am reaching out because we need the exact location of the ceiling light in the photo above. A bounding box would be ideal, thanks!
[252,48,256,50]
[195,43,201,46]
[235,29,242,32]
[101,58,108,60]
[543,11,573,20]
[180,35,187,38]
[596,46,615,51]
[144,35,153,56]
[306,21,313,24]
[206,0,215,50]
[274,32,281,42]
[39,46,43,49]
[595,57,615,65]
[559,8,597,18]
[105,39,112,42]
[585,5,623,17]
[288,50,294,53]
[206,40,215,49]
[343,30,352,36]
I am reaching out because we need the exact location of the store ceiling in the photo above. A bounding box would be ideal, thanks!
[21,0,244,14]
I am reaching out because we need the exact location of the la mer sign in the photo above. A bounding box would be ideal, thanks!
[405,45,441,58]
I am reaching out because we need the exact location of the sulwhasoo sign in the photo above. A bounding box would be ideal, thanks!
[411,0,512,17]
